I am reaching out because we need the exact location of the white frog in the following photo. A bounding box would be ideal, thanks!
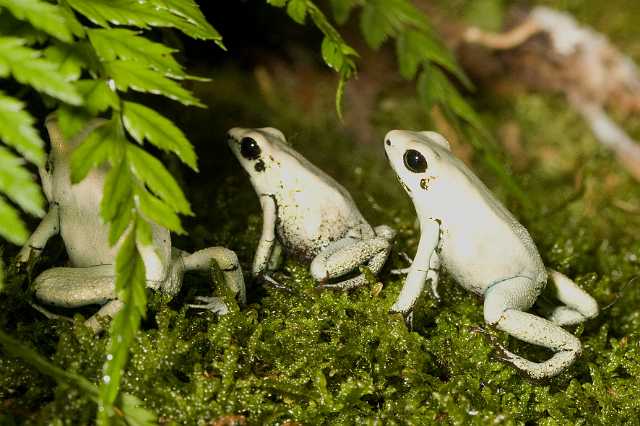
[17,116,246,332]
[227,127,395,289]
[384,129,598,379]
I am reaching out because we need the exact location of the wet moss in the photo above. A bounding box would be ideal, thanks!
[1,69,639,425]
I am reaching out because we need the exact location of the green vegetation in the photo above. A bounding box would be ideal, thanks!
[0,1,486,421]
[2,69,640,422]
[1,0,639,424]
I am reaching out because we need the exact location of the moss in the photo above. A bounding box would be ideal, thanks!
[1,66,640,425]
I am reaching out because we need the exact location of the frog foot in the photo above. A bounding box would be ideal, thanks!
[187,296,229,315]
[261,273,294,293]
[404,310,414,329]
[390,252,413,275]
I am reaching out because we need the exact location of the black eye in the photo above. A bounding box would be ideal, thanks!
[240,137,261,160]
[403,149,428,173]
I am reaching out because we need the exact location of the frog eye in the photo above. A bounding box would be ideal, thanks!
[403,149,428,173]
[240,137,261,160]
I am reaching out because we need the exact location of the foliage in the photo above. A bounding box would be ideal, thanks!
[1,82,639,423]
[0,0,594,424]
[269,0,524,202]
[0,0,219,423]
[0,329,155,425]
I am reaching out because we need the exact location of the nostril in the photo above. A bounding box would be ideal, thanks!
[385,139,391,146]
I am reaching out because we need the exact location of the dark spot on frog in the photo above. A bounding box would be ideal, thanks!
[396,176,411,193]
[420,176,435,190]
[255,159,266,172]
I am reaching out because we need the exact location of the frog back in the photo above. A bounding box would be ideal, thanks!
[273,153,371,259]
[50,162,171,280]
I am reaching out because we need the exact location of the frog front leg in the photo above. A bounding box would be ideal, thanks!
[311,224,395,289]
[484,276,583,379]
[252,194,277,277]
[390,219,440,314]
[16,205,60,265]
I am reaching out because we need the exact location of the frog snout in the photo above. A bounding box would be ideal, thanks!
[227,127,248,144]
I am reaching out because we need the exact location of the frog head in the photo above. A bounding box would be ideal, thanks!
[383,129,453,198]
[226,127,291,192]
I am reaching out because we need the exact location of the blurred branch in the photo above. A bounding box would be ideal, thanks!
[458,6,640,181]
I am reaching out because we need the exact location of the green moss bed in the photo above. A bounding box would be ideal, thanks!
[1,70,639,425]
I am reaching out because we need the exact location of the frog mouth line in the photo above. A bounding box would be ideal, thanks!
[394,175,411,193]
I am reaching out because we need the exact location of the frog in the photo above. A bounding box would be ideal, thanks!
[16,116,246,333]
[383,129,599,379]
[227,127,395,289]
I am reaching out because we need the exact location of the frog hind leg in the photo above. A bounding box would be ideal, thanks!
[539,269,599,326]
[311,225,395,290]
[181,247,246,308]
[34,265,117,308]
[484,276,582,379]
[33,265,122,333]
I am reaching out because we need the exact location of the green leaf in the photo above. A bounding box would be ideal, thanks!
[57,105,92,140]
[44,42,86,82]
[59,1,86,38]
[126,144,192,215]
[74,80,119,115]
[122,101,197,171]
[335,73,347,121]
[98,223,147,425]
[0,146,45,217]
[382,0,427,29]
[267,0,287,7]
[464,0,505,32]
[100,158,133,238]
[359,2,392,49]
[418,66,483,133]
[88,28,185,79]
[70,122,113,183]
[330,0,357,24]
[153,0,224,47]
[0,0,73,42]
[321,37,345,73]
[135,217,153,246]
[0,195,28,244]
[0,37,83,105]
[397,29,471,87]
[287,0,307,24]
[359,0,429,49]
[67,0,221,41]
[0,91,45,165]
[108,197,134,246]
[0,12,45,43]
[118,393,157,426]
[105,60,204,107]
[396,31,422,80]
[134,185,184,234]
